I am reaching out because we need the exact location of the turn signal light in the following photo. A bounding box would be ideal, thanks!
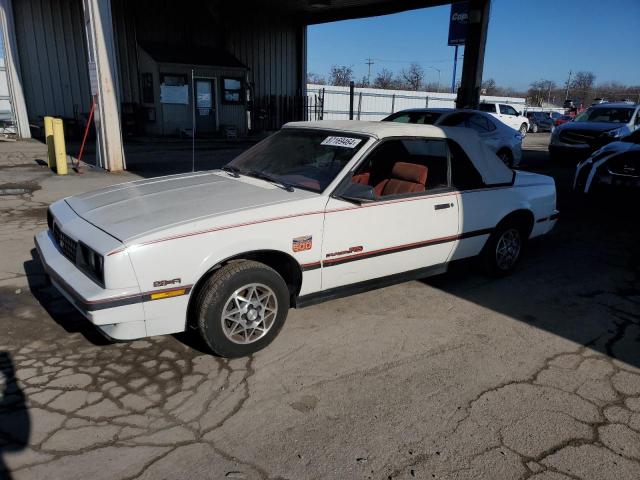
[150,288,186,300]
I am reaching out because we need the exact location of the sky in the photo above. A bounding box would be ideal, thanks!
[307,0,640,91]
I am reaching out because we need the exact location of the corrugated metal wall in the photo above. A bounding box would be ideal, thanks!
[226,19,304,100]
[111,0,139,105]
[12,0,305,132]
[114,1,304,104]
[12,0,91,122]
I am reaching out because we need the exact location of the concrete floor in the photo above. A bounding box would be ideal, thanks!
[0,134,639,480]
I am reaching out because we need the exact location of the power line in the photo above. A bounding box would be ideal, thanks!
[371,57,452,65]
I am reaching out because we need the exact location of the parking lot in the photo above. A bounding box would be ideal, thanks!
[1,133,639,479]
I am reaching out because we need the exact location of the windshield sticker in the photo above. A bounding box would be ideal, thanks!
[321,136,362,149]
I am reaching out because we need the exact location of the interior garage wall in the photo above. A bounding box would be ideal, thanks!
[111,0,139,105]
[12,0,305,132]
[226,18,305,100]
[12,0,91,123]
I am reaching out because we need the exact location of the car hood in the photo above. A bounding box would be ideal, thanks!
[556,122,628,133]
[590,139,639,156]
[65,171,316,243]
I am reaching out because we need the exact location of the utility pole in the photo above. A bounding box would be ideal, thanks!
[365,58,374,86]
[426,66,441,93]
[451,45,459,94]
[564,70,572,101]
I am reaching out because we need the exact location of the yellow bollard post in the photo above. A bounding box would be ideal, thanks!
[52,118,68,175]
[44,116,55,169]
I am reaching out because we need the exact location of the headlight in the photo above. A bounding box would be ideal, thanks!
[77,242,104,285]
[602,127,626,139]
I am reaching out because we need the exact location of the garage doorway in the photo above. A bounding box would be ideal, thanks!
[194,77,218,136]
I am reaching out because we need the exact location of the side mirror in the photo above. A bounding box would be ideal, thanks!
[340,182,377,203]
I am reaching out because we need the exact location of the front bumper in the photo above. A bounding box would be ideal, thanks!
[548,143,593,160]
[35,230,147,340]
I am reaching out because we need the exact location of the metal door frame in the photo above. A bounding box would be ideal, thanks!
[193,75,219,132]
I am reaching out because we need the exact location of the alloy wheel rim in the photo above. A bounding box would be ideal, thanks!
[495,228,521,270]
[221,283,278,344]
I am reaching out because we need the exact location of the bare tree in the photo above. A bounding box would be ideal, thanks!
[400,62,424,91]
[424,81,440,92]
[356,75,370,88]
[373,68,395,89]
[528,79,557,106]
[328,65,354,87]
[570,71,596,105]
[482,78,498,95]
[307,72,326,85]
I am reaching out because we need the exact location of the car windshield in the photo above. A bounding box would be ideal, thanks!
[384,111,444,125]
[227,129,368,193]
[478,103,495,112]
[574,107,634,123]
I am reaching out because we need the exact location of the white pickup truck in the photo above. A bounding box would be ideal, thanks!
[479,102,529,136]
[36,121,557,357]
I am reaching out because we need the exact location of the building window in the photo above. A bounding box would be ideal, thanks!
[222,77,243,104]
[161,74,186,86]
[160,74,188,105]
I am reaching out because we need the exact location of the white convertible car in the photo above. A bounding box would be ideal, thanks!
[36,121,558,357]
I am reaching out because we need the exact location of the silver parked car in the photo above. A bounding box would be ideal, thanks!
[383,108,523,168]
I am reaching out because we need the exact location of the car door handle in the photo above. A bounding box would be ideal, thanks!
[434,203,454,210]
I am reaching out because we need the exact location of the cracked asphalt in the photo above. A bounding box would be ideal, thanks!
[0,135,639,480]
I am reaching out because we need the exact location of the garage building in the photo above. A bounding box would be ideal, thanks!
[0,0,491,171]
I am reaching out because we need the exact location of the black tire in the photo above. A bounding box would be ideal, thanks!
[530,123,538,134]
[497,148,514,168]
[519,123,528,136]
[195,260,290,357]
[482,220,527,277]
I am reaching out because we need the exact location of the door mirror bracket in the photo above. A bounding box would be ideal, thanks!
[339,182,377,204]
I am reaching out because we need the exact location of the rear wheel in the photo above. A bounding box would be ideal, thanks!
[519,123,528,136]
[482,221,526,277]
[195,260,290,357]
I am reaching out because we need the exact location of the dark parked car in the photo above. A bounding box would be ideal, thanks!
[574,129,640,193]
[554,115,573,127]
[525,111,555,133]
[382,108,452,125]
[549,103,640,160]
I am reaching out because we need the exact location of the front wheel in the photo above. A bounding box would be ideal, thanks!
[482,222,525,277]
[519,123,528,136]
[195,260,290,357]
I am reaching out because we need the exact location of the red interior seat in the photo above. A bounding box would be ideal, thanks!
[374,162,428,197]
[352,172,371,185]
